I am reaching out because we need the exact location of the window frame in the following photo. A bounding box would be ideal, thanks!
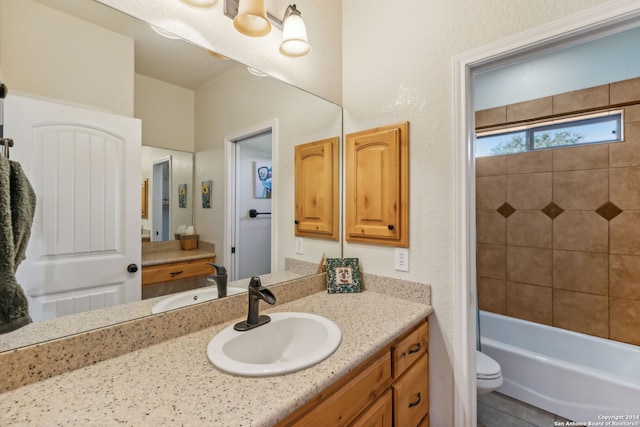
[476,109,624,156]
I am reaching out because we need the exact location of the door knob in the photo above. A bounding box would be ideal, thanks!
[127,264,139,273]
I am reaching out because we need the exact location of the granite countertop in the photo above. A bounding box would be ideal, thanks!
[0,291,432,426]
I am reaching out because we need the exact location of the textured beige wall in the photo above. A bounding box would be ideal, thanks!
[342,0,612,424]
[134,74,195,152]
[0,0,134,116]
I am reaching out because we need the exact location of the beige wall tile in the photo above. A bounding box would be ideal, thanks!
[553,169,608,210]
[477,244,506,280]
[477,277,506,315]
[505,150,552,174]
[506,281,552,325]
[610,123,640,168]
[552,85,609,115]
[553,211,608,253]
[610,297,640,346]
[476,155,506,177]
[610,77,640,105]
[507,211,552,248]
[624,105,640,123]
[507,97,552,122]
[507,172,552,210]
[610,167,640,211]
[476,210,506,245]
[610,254,640,301]
[476,176,506,209]
[552,250,608,296]
[552,143,609,171]
[507,246,552,287]
[476,106,507,128]
[610,212,640,255]
[553,289,609,338]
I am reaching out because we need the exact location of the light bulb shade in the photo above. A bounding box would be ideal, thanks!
[234,0,271,37]
[279,12,310,57]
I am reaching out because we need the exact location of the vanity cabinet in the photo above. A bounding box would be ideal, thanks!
[294,137,339,240]
[141,257,216,287]
[345,122,409,247]
[277,318,429,427]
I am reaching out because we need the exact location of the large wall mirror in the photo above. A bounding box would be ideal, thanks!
[0,0,342,352]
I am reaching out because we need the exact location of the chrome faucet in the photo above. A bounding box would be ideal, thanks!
[234,276,276,331]
[206,263,228,298]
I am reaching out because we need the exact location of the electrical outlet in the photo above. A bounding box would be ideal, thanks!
[295,237,304,254]
[395,247,409,272]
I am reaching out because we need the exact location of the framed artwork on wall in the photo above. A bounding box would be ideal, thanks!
[178,184,187,208]
[201,180,212,208]
[255,162,272,199]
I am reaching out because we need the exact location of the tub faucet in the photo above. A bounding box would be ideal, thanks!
[206,263,228,298]
[234,276,276,331]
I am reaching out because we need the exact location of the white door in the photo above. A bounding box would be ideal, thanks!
[233,132,272,280]
[6,94,141,321]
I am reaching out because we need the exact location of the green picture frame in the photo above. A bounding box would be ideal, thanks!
[326,258,362,294]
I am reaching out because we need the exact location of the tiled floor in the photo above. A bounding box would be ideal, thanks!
[477,392,572,427]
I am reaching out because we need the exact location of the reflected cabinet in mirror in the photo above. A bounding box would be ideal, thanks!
[0,0,342,352]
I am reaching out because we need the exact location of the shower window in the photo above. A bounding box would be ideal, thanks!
[476,110,623,157]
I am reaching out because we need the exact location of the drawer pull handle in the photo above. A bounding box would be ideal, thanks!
[408,392,422,408]
[170,270,184,276]
[408,343,421,354]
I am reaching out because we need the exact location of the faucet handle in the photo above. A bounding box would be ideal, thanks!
[249,276,262,288]
[207,263,227,275]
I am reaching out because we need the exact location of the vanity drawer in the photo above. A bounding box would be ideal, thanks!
[392,353,429,427]
[141,257,216,286]
[392,320,428,379]
[289,352,391,427]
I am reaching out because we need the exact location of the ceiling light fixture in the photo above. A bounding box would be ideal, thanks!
[247,66,268,77]
[233,0,271,37]
[179,0,218,8]
[225,0,311,57]
[150,24,182,40]
[279,5,310,57]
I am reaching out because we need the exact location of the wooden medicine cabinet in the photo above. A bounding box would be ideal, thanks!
[345,122,409,247]
[294,137,340,240]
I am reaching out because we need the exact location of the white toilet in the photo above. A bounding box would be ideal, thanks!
[476,350,503,395]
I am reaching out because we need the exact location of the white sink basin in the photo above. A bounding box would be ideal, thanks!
[151,286,246,314]
[207,312,342,377]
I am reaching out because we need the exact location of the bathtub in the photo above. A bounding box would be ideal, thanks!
[479,310,640,422]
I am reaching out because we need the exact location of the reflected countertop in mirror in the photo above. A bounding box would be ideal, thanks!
[0,269,307,353]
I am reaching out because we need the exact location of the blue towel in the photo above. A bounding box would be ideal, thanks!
[0,155,36,334]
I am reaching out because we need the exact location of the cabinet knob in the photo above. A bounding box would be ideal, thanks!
[127,264,139,273]
[294,219,299,224]
[387,224,394,230]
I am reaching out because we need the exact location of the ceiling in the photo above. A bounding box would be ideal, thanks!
[35,0,237,90]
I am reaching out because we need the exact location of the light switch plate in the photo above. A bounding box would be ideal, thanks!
[295,237,304,254]
[395,248,409,272]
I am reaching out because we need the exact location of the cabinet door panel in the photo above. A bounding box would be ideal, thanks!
[350,390,392,427]
[346,122,408,247]
[294,137,339,240]
[393,354,429,427]
[293,353,391,427]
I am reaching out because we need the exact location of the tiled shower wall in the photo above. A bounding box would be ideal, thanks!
[475,77,640,346]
